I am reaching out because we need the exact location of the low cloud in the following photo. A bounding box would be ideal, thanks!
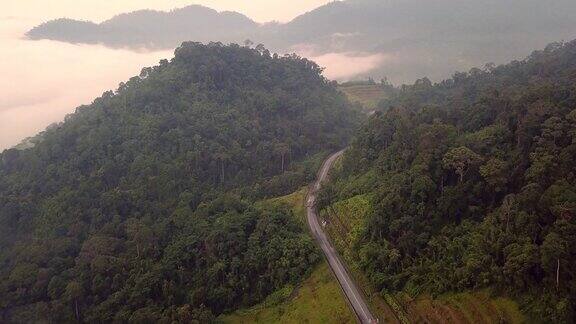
[311,52,388,80]
[0,20,172,150]
[291,44,388,80]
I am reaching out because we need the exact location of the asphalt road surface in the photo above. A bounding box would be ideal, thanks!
[306,150,378,324]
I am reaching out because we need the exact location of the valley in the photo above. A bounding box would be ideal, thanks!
[2,2,576,322]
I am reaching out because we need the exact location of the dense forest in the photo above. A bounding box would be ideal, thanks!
[0,42,358,322]
[320,41,576,322]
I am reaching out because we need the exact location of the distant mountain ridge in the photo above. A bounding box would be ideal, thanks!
[26,0,576,83]
[26,5,257,49]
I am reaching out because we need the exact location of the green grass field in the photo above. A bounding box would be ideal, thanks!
[220,188,356,324]
[338,84,391,111]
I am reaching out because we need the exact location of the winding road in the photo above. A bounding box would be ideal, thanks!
[306,151,378,324]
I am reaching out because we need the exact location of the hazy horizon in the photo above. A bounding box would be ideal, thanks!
[0,1,334,151]
[3,0,576,150]
[0,18,173,150]
[4,0,330,23]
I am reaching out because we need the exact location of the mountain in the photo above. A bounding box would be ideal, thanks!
[318,40,576,322]
[277,0,576,82]
[25,0,576,83]
[278,0,576,51]
[0,43,358,322]
[26,5,257,49]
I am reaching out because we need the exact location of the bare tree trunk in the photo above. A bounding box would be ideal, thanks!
[557,258,560,290]
[137,243,140,258]
[516,119,525,148]
[75,299,79,321]
[441,175,444,193]
[281,153,285,172]
[221,160,225,183]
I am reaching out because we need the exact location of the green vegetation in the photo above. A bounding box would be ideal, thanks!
[0,42,358,322]
[221,187,355,323]
[219,261,355,324]
[321,194,371,263]
[320,41,576,322]
[338,80,394,112]
[398,291,524,324]
[320,189,407,323]
[261,187,309,226]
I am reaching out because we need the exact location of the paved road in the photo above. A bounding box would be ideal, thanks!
[306,151,378,324]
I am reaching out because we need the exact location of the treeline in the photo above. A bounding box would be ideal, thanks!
[320,41,576,321]
[0,42,358,322]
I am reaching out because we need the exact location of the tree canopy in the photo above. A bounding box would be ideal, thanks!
[320,40,576,322]
[0,42,358,322]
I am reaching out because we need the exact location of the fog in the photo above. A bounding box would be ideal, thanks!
[294,44,389,80]
[0,19,172,150]
[0,16,376,150]
[5,0,576,150]
[1,0,272,150]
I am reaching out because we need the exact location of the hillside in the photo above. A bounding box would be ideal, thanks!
[219,188,356,323]
[25,0,576,83]
[338,80,395,112]
[0,43,358,322]
[319,40,576,322]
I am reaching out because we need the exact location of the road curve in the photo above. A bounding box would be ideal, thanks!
[307,151,378,324]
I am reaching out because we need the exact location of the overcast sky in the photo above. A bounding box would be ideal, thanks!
[4,0,331,23]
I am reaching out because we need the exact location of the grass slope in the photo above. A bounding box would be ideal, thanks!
[399,291,525,324]
[261,187,309,226]
[220,188,356,323]
[321,193,405,323]
[338,84,390,111]
[219,263,355,324]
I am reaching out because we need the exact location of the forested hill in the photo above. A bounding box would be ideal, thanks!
[26,5,257,49]
[320,41,576,322]
[0,43,358,322]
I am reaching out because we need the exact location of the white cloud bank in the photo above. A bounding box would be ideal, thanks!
[309,52,388,80]
[0,19,387,150]
[290,43,389,80]
[0,20,172,150]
